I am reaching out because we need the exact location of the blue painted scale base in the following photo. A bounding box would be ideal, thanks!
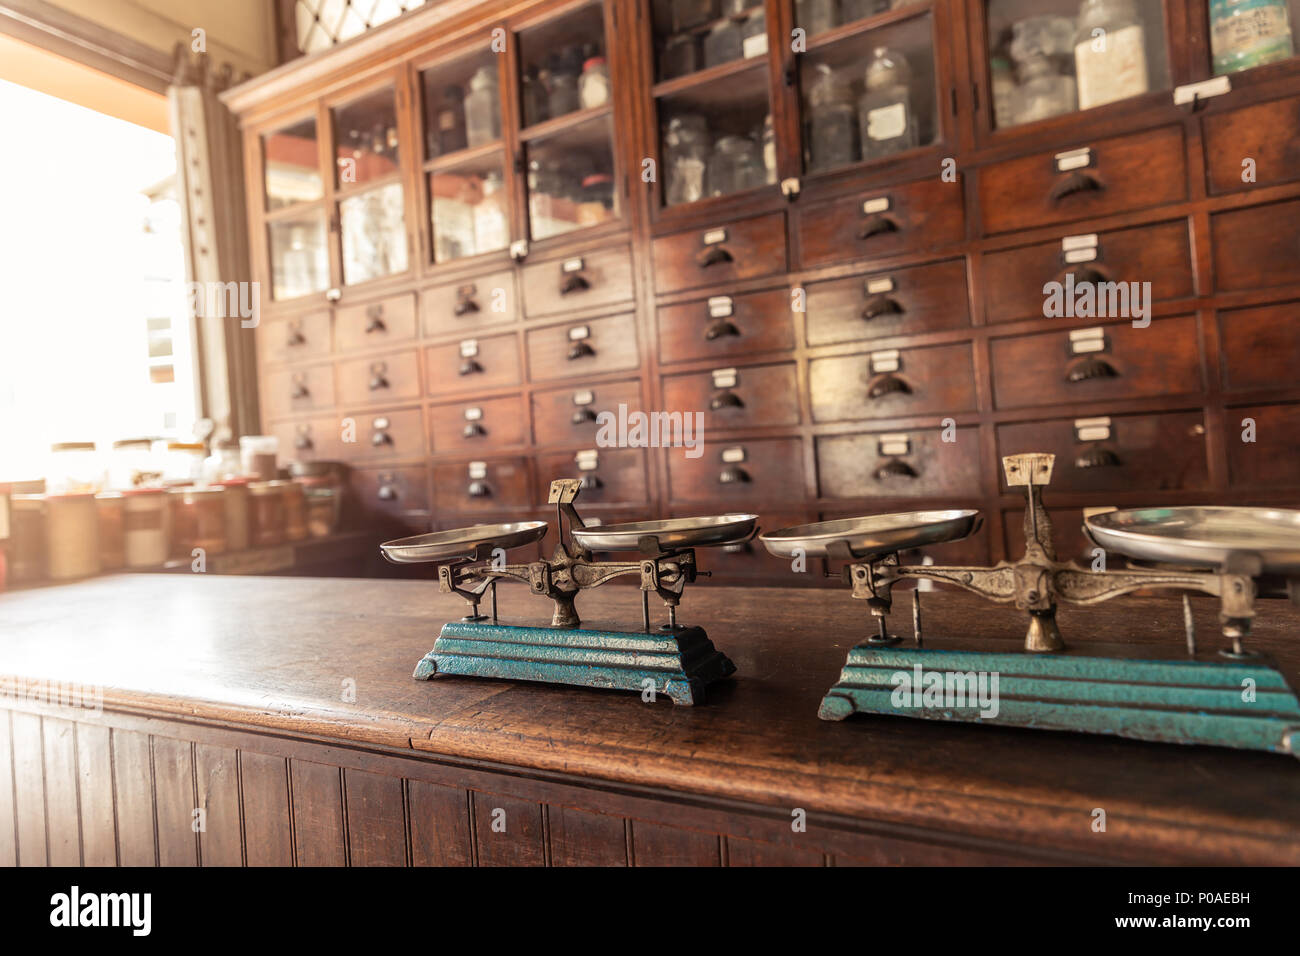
[413,620,736,705]
[819,645,1300,756]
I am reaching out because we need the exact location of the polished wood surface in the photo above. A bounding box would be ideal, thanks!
[1,573,1298,865]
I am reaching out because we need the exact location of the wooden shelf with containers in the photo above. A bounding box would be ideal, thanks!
[223,0,1300,585]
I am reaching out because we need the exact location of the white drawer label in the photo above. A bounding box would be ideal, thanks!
[879,433,911,457]
[870,349,901,373]
[572,390,594,406]
[721,446,746,464]
[568,325,590,341]
[1075,416,1113,442]
[1061,233,1098,252]
[1069,327,1106,354]
[707,296,734,318]
[711,367,738,389]
[562,257,585,273]
[468,461,487,479]
[575,449,599,470]
[1173,75,1231,106]
[459,339,479,357]
[703,228,727,245]
[1054,147,1092,172]
[866,276,896,295]
[1064,247,1099,264]
[463,406,483,421]
[862,196,892,215]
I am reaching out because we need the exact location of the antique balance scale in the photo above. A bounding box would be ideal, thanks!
[760,453,1300,756]
[380,478,754,704]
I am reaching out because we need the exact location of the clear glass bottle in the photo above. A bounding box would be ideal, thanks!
[1074,0,1150,111]
[1011,54,1078,125]
[47,442,104,494]
[661,33,699,80]
[521,65,548,126]
[707,134,763,197]
[463,65,501,147]
[474,172,509,254]
[760,114,777,184]
[433,85,467,156]
[702,20,743,67]
[807,63,858,171]
[664,114,711,205]
[857,46,918,160]
[798,0,839,35]
[741,9,768,58]
[547,50,582,117]
[1210,0,1295,75]
[579,55,610,109]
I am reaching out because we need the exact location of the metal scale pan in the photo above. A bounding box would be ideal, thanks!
[380,521,549,565]
[759,510,981,560]
[1085,506,1300,575]
[570,514,759,552]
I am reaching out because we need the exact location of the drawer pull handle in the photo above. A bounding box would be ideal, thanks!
[861,295,903,321]
[371,430,392,447]
[572,408,598,425]
[453,298,480,316]
[718,465,751,485]
[459,357,483,376]
[1057,264,1109,286]
[578,474,603,491]
[568,341,596,361]
[467,480,492,498]
[867,374,912,399]
[365,316,386,334]
[1049,171,1103,203]
[1075,445,1121,469]
[705,318,740,340]
[1065,355,1118,383]
[291,383,310,399]
[286,327,306,347]
[559,273,591,295]
[295,434,313,451]
[710,390,744,411]
[857,215,898,240]
[369,373,390,391]
[377,484,397,501]
[874,458,919,481]
[696,246,733,269]
[462,422,486,439]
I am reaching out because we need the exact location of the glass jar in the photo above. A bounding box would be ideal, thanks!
[664,114,711,206]
[1010,14,1076,63]
[661,33,699,80]
[798,0,838,35]
[215,478,251,552]
[463,66,501,147]
[170,486,226,558]
[240,435,279,480]
[547,50,582,117]
[248,480,286,547]
[1011,54,1078,125]
[579,56,610,109]
[164,441,206,484]
[989,54,1017,130]
[10,494,46,583]
[47,442,103,494]
[474,172,510,254]
[431,84,467,157]
[1211,0,1295,74]
[672,0,716,31]
[760,113,777,183]
[807,63,858,171]
[109,438,161,490]
[1074,0,1149,111]
[521,65,548,126]
[702,20,743,67]
[741,10,767,58]
[857,46,918,161]
[304,488,341,538]
[45,493,100,580]
[96,492,125,570]
[122,488,169,568]
[203,438,244,484]
[707,134,764,197]
[275,480,308,542]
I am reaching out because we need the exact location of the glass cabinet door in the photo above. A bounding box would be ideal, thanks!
[261,116,330,300]
[649,0,775,208]
[983,0,1171,131]
[420,51,509,263]
[516,0,620,240]
[1204,0,1297,76]
[331,84,409,284]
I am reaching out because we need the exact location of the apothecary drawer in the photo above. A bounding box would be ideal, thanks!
[978,127,1187,235]
[804,258,969,347]
[661,363,799,431]
[667,437,804,503]
[346,406,426,462]
[421,270,518,337]
[658,287,794,364]
[531,379,642,448]
[1211,198,1300,293]
[525,313,639,382]
[679,509,809,580]
[816,427,980,500]
[997,412,1209,494]
[351,466,429,517]
[1202,94,1300,195]
[264,363,335,419]
[1219,301,1300,393]
[432,458,531,513]
[259,310,331,365]
[521,246,634,318]
[425,332,521,396]
[535,448,647,505]
[652,212,787,294]
[982,220,1193,325]
[809,342,977,424]
[797,177,964,268]
[428,395,528,453]
[270,416,342,463]
[336,293,416,352]
[988,316,1203,410]
[1226,403,1300,489]
[337,349,421,407]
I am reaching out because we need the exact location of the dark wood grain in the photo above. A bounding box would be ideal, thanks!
[805,257,970,346]
[112,729,156,867]
[152,736,198,866]
[632,822,720,866]
[195,744,243,866]
[474,792,546,866]
[41,717,80,866]
[521,245,635,318]
[344,769,407,866]
[11,712,46,866]
[240,751,293,866]
[548,806,627,866]
[524,313,640,383]
[658,287,796,364]
[809,342,978,423]
[1202,93,1300,195]
[530,378,642,448]
[652,212,788,293]
[290,759,346,866]
[726,836,825,867]
[409,780,473,866]
[1211,197,1300,293]
[75,723,116,866]
[797,176,965,268]
[429,394,528,453]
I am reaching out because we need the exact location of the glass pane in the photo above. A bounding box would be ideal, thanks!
[986,0,1171,130]
[340,182,409,284]
[268,210,330,300]
[1209,0,1297,75]
[650,0,768,82]
[518,1,609,128]
[796,0,926,38]
[332,86,401,187]
[420,53,501,160]
[525,115,618,240]
[800,12,938,173]
[658,74,773,205]
[430,156,510,263]
[263,117,322,210]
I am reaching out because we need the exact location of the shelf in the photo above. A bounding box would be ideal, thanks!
[805,0,933,55]
[518,103,613,144]
[424,140,504,174]
[652,52,766,101]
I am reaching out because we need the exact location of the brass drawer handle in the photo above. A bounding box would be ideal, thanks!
[467,480,492,498]
[453,297,480,316]
[377,483,397,501]
[371,430,392,447]
[578,474,602,491]
[1065,355,1118,383]
[710,390,744,411]
[567,341,596,361]
[1075,445,1121,469]
[696,246,733,268]
[291,381,310,399]
[1056,264,1109,286]
[572,408,598,425]
[559,273,591,295]
[286,325,306,347]
[459,357,483,375]
[867,373,911,399]
[857,215,898,240]
[718,465,751,484]
[365,304,386,333]
[1049,171,1103,203]
[462,422,486,439]
[861,295,903,321]
[368,362,390,390]
[874,457,919,481]
[295,434,313,451]
[705,318,740,340]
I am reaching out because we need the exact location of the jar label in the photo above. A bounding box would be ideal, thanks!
[742,33,768,58]
[1075,24,1149,110]
[1212,3,1293,70]
[866,103,908,141]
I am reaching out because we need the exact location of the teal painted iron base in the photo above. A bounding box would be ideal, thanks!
[819,645,1300,756]
[413,620,736,705]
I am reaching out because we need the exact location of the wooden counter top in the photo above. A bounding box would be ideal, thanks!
[2,573,1298,864]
